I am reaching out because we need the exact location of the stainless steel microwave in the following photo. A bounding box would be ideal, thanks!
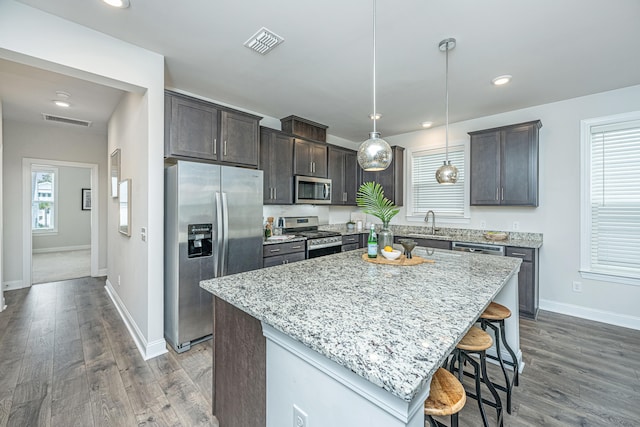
[295,176,331,204]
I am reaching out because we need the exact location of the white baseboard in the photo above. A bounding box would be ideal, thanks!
[2,280,28,290]
[32,245,91,254]
[539,299,640,331]
[104,280,168,360]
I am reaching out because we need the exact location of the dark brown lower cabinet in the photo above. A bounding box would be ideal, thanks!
[262,241,306,268]
[506,246,539,319]
[213,297,265,427]
[341,234,360,252]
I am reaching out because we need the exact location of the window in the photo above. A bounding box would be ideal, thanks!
[580,112,640,285]
[408,144,468,220]
[32,166,58,233]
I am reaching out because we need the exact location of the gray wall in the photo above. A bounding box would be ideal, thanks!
[2,119,107,286]
[32,165,91,252]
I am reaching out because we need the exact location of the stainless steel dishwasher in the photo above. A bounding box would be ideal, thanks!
[451,241,505,256]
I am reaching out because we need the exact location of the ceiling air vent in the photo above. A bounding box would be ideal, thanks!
[42,113,92,127]
[244,27,284,55]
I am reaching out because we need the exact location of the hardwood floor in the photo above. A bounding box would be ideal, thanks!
[439,312,640,426]
[1,278,638,426]
[0,278,217,427]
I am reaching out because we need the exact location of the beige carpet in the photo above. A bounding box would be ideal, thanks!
[32,249,91,284]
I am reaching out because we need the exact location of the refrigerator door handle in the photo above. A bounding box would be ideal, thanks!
[221,192,229,276]
[215,192,223,277]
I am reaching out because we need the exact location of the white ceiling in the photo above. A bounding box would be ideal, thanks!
[4,0,640,141]
[0,59,124,133]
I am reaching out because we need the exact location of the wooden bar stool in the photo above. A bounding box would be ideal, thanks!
[424,367,466,427]
[479,301,519,414]
[449,326,503,427]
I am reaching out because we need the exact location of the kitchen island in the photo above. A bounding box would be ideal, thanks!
[200,247,522,427]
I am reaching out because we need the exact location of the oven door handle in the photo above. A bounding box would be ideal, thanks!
[308,241,342,250]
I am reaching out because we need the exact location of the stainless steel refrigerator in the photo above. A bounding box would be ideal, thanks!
[164,160,263,353]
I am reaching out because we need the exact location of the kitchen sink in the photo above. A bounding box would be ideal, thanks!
[405,233,452,240]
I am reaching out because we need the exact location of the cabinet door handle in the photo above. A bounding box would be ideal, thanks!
[223,140,227,156]
[310,162,313,174]
[496,187,499,201]
[274,187,277,199]
[270,248,281,253]
[214,138,217,155]
[291,245,302,249]
[501,187,504,201]
[343,192,347,202]
[511,252,527,257]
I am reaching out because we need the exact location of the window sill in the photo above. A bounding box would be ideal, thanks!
[579,269,640,287]
[32,230,59,236]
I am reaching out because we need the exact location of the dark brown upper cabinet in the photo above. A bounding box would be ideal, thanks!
[328,147,358,205]
[469,120,541,206]
[260,127,294,205]
[359,145,405,207]
[293,138,327,178]
[220,110,260,167]
[165,91,261,168]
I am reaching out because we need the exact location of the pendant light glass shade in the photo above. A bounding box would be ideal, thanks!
[357,0,392,171]
[358,132,392,171]
[435,38,459,184]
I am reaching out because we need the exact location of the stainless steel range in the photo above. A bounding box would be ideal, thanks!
[281,216,342,258]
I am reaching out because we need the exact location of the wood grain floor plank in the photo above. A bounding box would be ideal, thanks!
[157,369,217,426]
[0,390,13,427]
[86,358,137,426]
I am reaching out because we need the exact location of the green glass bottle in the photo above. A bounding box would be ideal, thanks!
[367,224,378,258]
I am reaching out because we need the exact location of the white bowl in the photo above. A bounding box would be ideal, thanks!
[381,249,402,260]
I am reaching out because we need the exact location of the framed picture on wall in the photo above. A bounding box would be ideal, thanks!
[111,148,121,198]
[82,188,91,210]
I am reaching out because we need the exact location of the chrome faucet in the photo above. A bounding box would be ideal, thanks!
[424,210,435,235]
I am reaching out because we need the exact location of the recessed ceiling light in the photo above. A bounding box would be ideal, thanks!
[102,0,130,8]
[53,100,71,108]
[492,75,512,86]
[421,121,433,128]
[369,113,381,120]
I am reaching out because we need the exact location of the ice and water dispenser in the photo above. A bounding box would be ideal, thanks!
[187,224,212,258]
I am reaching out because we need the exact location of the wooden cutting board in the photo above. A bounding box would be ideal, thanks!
[361,252,434,266]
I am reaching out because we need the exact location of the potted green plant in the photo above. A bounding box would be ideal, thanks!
[356,182,399,251]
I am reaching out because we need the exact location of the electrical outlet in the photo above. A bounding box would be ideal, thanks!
[480,220,487,229]
[293,405,307,427]
[512,221,520,231]
[118,275,121,287]
[572,281,582,292]
[141,227,147,242]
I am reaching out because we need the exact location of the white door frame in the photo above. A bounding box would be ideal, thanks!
[22,158,99,286]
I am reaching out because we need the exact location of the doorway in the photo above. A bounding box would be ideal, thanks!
[22,158,99,286]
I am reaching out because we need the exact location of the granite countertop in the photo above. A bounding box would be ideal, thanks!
[320,224,543,249]
[200,248,521,402]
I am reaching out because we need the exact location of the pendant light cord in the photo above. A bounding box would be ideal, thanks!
[372,0,377,135]
[445,41,449,163]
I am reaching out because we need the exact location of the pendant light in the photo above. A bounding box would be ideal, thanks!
[435,38,459,184]
[357,0,392,172]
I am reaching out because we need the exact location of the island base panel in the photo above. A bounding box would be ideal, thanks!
[263,324,427,427]
[213,297,266,427]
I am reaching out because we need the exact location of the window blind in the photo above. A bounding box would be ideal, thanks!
[590,120,640,276]
[411,146,465,217]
